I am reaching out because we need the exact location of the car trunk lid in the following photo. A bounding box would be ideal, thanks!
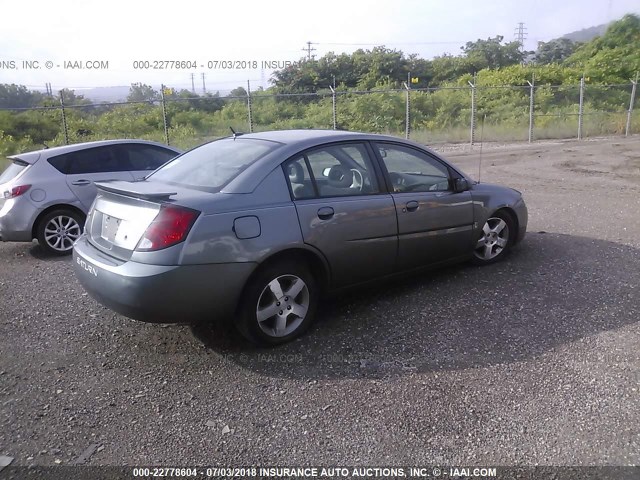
[85,181,199,261]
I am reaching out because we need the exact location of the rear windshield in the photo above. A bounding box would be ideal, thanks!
[147,138,280,192]
[0,159,29,184]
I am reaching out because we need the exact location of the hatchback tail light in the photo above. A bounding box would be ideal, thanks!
[3,184,31,199]
[135,204,200,252]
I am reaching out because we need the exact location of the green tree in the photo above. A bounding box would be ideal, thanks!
[461,36,525,70]
[566,14,640,83]
[0,84,46,108]
[127,83,159,102]
[58,88,91,106]
[534,38,579,64]
[229,86,248,97]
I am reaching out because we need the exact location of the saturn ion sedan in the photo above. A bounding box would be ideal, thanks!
[0,140,181,255]
[73,130,527,345]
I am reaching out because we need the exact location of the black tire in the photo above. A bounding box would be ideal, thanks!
[36,209,85,256]
[236,259,318,346]
[471,210,516,266]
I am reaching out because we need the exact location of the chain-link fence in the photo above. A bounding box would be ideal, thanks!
[0,77,638,157]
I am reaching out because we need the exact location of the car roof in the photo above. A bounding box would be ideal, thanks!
[238,129,404,145]
[9,139,181,164]
[221,129,453,193]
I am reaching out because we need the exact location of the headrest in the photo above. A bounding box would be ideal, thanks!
[287,162,305,184]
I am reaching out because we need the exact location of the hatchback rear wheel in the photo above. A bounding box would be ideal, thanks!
[237,260,318,345]
[36,209,84,256]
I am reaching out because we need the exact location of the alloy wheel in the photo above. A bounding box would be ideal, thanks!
[256,274,310,338]
[474,216,510,261]
[44,215,82,252]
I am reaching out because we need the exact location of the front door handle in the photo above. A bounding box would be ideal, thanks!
[406,201,419,212]
[317,206,335,220]
[71,179,91,186]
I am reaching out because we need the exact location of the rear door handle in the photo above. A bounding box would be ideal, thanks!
[406,201,419,212]
[317,206,335,220]
[71,179,91,186]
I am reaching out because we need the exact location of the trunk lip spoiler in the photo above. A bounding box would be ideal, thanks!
[95,181,177,200]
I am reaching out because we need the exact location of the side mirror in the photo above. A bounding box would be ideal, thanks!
[322,167,331,177]
[453,178,469,193]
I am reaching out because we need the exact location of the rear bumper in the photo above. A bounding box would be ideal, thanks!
[72,235,256,324]
[0,198,38,242]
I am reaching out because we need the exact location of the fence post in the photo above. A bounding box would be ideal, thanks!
[59,90,69,145]
[329,86,337,130]
[246,80,254,133]
[625,72,638,137]
[578,75,585,140]
[527,74,535,143]
[468,74,477,145]
[160,84,170,145]
[404,74,411,139]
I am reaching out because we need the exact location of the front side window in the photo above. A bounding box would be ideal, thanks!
[148,138,279,192]
[376,143,450,193]
[290,143,379,198]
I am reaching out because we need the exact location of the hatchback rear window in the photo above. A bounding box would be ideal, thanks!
[147,138,279,192]
[0,159,29,184]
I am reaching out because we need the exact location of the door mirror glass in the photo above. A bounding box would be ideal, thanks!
[322,167,331,177]
[454,178,469,193]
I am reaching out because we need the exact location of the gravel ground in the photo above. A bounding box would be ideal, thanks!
[0,136,639,470]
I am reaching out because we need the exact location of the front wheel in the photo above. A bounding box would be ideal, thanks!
[471,211,515,265]
[36,209,85,256]
[236,260,318,346]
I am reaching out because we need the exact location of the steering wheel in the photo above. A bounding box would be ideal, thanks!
[350,169,364,192]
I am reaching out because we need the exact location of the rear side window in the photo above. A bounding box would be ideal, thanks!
[48,155,70,174]
[148,138,279,192]
[48,146,128,175]
[0,159,29,183]
[122,144,177,171]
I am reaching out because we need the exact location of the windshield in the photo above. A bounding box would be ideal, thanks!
[147,138,280,192]
[0,159,29,184]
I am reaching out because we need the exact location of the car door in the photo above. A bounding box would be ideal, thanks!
[373,142,474,270]
[63,145,135,210]
[118,144,179,180]
[284,142,398,288]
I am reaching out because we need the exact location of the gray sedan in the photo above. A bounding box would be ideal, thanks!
[73,130,527,345]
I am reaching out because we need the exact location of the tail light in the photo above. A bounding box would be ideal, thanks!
[135,204,199,252]
[3,184,31,199]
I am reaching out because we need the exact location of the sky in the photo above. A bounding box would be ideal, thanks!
[0,0,638,92]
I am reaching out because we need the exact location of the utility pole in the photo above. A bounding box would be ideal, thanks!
[190,73,196,94]
[201,73,206,94]
[514,22,527,55]
[302,41,316,61]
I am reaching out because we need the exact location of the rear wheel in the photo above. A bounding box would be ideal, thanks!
[36,209,85,256]
[236,260,318,346]
[471,211,515,265]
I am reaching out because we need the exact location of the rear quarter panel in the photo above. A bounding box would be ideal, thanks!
[179,167,306,265]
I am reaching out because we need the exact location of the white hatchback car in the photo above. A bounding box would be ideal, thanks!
[0,140,181,255]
